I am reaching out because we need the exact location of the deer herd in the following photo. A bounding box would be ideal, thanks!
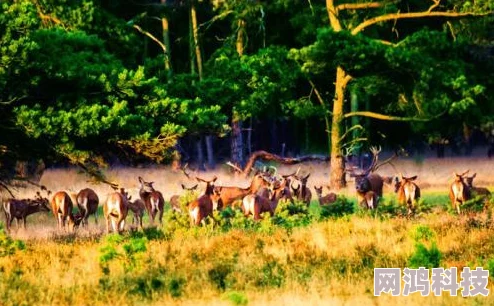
[1,147,492,234]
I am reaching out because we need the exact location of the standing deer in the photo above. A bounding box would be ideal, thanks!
[51,191,77,231]
[291,173,312,206]
[314,186,337,206]
[464,173,491,198]
[122,190,145,230]
[215,171,270,209]
[3,190,51,232]
[76,188,99,228]
[138,177,165,225]
[242,177,287,220]
[188,176,222,226]
[449,170,470,215]
[394,174,421,216]
[347,146,387,210]
[103,188,129,233]
[170,184,198,213]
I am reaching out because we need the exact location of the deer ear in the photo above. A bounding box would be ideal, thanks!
[212,176,218,183]
[192,184,198,190]
[305,173,311,180]
[472,173,477,178]
[138,177,144,183]
[410,175,418,181]
[181,184,186,190]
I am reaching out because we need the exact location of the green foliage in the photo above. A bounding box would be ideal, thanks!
[408,242,442,269]
[318,196,354,219]
[222,291,249,306]
[411,225,436,242]
[0,225,25,257]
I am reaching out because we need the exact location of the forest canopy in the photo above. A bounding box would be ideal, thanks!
[0,0,493,189]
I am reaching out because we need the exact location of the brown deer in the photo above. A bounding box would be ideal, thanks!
[3,190,51,232]
[241,178,287,220]
[291,173,312,206]
[170,183,198,213]
[394,174,421,216]
[313,186,337,206]
[50,191,77,231]
[449,170,470,214]
[464,173,491,198]
[138,177,165,225]
[76,188,99,228]
[122,191,145,230]
[347,146,387,210]
[103,188,129,233]
[215,171,270,209]
[188,176,222,226]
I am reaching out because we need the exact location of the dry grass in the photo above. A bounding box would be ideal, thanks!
[1,157,494,305]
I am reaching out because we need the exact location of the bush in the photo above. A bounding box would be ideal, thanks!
[318,195,354,219]
[408,242,442,269]
[222,291,249,306]
[0,225,25,257]
[411,225,436,242]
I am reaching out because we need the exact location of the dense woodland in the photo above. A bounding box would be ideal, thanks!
[1,0,493,190]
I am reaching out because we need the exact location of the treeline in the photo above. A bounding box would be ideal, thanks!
[0,0,493,186]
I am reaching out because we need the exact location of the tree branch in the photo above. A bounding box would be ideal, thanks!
[336,2,386,12]
[308,79,328,110]
[351,9,492,35]
[132,24,169,58]
[344,111,433,121]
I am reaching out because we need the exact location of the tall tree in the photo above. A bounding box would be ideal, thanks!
[292,0,493,189]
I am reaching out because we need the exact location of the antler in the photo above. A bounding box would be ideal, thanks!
[226,161,244,174]
[181,163,191,179]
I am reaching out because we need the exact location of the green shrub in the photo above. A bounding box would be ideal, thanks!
[223,291,249,306]
[411,225,436,242]
[0,225,25,257]
[318,195,354,219]
[408,242,442,269]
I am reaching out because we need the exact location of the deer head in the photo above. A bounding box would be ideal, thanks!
[138,176,155,193]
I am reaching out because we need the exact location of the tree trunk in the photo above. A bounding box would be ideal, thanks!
[189,3,196,76]
[190,1,203,80]
[230,115,244,167]
[160,3,172,81]
[247,117,253,156]
[329,67,349,190]
[205,134,215,169]
[236,19,246,56]
[195,137,204,170]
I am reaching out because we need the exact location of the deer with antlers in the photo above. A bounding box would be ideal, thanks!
[138,177,165,225]
[215,170,270,209]
[103,188,129,233]
[394,174,421,216]
[449,170,470,215]
[75,188,99,228]
[346,146,390,210]
[3,187,51,232]
[188,176,222,226]
[314,186,337,206]
[242,176,287,220]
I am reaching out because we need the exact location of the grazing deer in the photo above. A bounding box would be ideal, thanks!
[394,174,421,216]
[314,186,337,206]
[292,173,312,206]
[347,146,387,210]
[216,172,270,209]
[188,176,222,226]
[138,177,165,225]
[242,178,287,220]
[3,190,51,232]
[464,173,491,198]
[76,188,99,228]
[50,191,77,231]
[449,170,470,215]
[170,184,198,213]
[103,188,129,233]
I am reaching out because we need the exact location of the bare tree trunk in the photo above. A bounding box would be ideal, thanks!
[329,67,349,190]
[189,3,196,76]
[190,1,203,80]
[230,115,244,167]
[205,135,215,169]
[247,117,253,156]
[236,19,246,56]
[196,137,204,170]
[160,2,172,80]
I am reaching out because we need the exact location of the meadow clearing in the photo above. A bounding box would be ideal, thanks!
[1,155,494,305]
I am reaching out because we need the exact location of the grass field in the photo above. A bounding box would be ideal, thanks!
[1,157,494,305]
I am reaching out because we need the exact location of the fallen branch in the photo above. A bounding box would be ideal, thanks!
[237,150,329,177]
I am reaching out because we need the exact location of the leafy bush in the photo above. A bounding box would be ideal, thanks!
[318,195,354,219]
[222,291,249,306]
[0,225,25,257]
[411,225,436,242]
[408,242,442,269]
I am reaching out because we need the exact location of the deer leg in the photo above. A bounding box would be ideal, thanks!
[94,210,98,225]
[158,209,163,225]
[106,217,111,233]
[23,217,27,229]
